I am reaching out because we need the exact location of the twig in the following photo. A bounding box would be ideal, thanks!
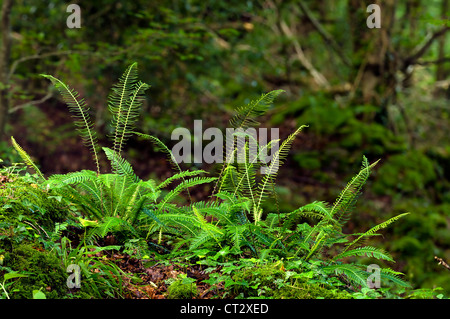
[416,57,450,66]
[8,88,54,114]
[405,26,450,67]
[22,220,50,239]
[8,50,93,79]
[434,256,450,271]
[279,20,330,89]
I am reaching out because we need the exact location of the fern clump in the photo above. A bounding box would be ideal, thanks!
[9,63,412,297]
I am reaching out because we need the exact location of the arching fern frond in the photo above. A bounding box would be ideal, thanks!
[103,147,139,183]
[254,125,308,221]
[41,74,100,175]
[331,156,379,225]
[229,90,285,129]
[343,213,410,253]
[333,246,394,262]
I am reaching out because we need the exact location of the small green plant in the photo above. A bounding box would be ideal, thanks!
[167,274,198,299]
[0,271,28,299]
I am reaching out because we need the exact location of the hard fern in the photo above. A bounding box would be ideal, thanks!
[212,90,284,197]
[10,136,45,180]
[254,125,308,222]
[342,212,410,253]
[331,156,379,225]
[41,74,101,175]
[108,63,150,157]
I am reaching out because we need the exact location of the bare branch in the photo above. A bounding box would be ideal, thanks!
[9,87,54,114]
[435,256,450,271]
[8,50,93,79]
[279,20,330,89]
[406,26,450,67]
[416,57,450,66]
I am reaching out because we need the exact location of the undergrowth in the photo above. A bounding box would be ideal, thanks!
[0,63,446,299]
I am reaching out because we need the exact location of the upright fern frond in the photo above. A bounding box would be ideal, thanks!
[254,125,308,220]
[331,156,379,225]
[103,147,139,183]
[41,74,100,175]
[108,63,150,157]
[212,90,284,198]
[229,90,285,129]
[10,136,45,180]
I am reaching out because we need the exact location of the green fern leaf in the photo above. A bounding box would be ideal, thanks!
[333,246,394,262]
[344,213,409,252]
[108,63,150,156]
[41,74,100,174]
[11,136,45,180]
[230,90,285,129]
[331,156,379,225]
[254,125,308,221]
[103,147,139,183]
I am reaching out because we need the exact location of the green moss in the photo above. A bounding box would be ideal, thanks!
[372,151,436,195]
[0,175,67,231]
[233,263,285,295]
[232,263,352,299]
[2,243,67,299]
[273,283,352,299]
[167,279,198,299]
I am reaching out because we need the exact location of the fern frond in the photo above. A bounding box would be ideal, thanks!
[229,90,285,129]
[212,90,283,198]
[133,132,182,174]
[331,156,379,225]
[47,170,98,186]
[41,74,100,174]
[157,170,208,190]
[188,207,224,249]
[290,201,333,221]
[344,213,409,253]
[103,147,139,183]
[158,177,217,211]
[108,63,150,156]
[10,136,45,180]
[379,268,411,288]
[87,216,139,241]
[333,246,394,262]
[322,263,369,288]
[254,125,308,220]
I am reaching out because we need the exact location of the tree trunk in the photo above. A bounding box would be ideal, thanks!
[0,0,13,139]
[436,0,448,82]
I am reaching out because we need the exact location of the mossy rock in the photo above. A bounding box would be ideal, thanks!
[273,283,352,299]
[2,243,67,299]
[232,263,351,299]
[0,174,67,231]
[167,279,198,299]
[233,263,285,297]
